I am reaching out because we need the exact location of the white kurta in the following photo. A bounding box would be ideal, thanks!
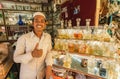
[13,31,53,79]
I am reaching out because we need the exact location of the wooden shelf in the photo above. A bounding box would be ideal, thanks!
[0,9,53,13]
[1,9,42,12]
[52,49,114,61]
[0,25,5,26]
[0,39,17,44]
[55,38,119,46]
[0,0,49,5]
[53,23,60,25]
[0,58,14,79]
[0,40,9,43]
[0,0,54,43]
[70,52,114,61]
[8,40,17,42]
[6,25,30,27]
[53,64,104,79]
[57,26,104,29]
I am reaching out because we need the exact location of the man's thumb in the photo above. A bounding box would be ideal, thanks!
[34,43,39,50]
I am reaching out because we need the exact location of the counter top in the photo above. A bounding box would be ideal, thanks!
[0,57,14,79]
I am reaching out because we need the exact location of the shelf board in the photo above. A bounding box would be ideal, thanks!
[53,23,60,25]
[57,26,104,30]
[70,52,114,61]
[6,25,30,27]
[0,0,49,5]
[0,58,14,79]
[8,40,17,42]
[46,24,53,26]
[52,49,114,61]
[0,24,3,26]
[55,38,117,44]
[1,9,53,13]
[0,40,9,43]
[53,64,105,79]
[0,40,17,43]
[45,28,52,30]
[1,9,42,12]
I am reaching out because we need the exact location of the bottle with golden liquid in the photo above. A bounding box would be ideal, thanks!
[63,53,72,68]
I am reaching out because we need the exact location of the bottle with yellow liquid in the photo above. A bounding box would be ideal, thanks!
[63,53,72,68]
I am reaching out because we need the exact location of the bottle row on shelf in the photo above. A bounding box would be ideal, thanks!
[52,50,120,79]
[0,25,31,41]
[53,24,120,79]
[0,11,33,26]
[57,27,114,42]
[54,38,120,58]
[0,11,53,26]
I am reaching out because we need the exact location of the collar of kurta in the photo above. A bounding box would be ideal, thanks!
[30,31,45,39]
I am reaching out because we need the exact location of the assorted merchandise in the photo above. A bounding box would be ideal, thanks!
[52,25,120,79]
[0,0,53,41]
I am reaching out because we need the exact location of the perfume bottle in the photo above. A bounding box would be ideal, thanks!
[64,20,67,28]
[85,19,91,30]
[63,53,72,68]
[61,20,64,29]
[18,15,24,25]
[76,18,81,28]
[68,20,72,28]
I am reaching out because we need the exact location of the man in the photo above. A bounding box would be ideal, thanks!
[13,12,53,79]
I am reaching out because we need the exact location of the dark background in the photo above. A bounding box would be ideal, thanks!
[60,0,96,26]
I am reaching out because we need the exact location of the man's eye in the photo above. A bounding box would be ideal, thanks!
[34,20,45,23]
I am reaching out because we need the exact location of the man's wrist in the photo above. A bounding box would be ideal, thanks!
[46,65,52,79]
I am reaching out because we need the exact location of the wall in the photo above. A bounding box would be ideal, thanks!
[60,0,97,26]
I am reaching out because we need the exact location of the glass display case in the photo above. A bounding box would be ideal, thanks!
[0,0,53,43]
[52,26,120,79]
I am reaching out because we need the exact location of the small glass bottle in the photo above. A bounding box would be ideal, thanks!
[68,20,72,28]
[85,19,91,30]
[18,15,24,25]
[61,20,64,29]
[63,53,72,68]
[76,18,81,28]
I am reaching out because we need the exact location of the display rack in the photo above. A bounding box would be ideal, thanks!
[0,58,14,79]
[0,0,53,43]
[52,26,120,79]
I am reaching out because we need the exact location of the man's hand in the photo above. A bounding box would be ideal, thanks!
[32,43,43,58]
[46,66,52,79]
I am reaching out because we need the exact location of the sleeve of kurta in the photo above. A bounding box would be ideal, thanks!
[13,35,33,64]
[45,35,53,66]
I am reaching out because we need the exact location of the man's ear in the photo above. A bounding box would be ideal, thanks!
[32,18,34,22]
[45,21,48,25]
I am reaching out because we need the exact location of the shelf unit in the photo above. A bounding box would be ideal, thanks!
[52,27,120,79]
[0,0,54,43]
[0,0,54,78]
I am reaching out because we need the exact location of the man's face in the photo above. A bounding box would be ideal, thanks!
[33,15,46,32]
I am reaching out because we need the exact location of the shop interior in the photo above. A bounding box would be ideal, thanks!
[0,0,120,79]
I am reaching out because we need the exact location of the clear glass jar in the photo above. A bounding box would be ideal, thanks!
[68,40,75,53]
[87,56,96,74]
[63,53,72,68]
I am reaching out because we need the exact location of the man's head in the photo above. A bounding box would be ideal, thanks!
[32,12,46,33]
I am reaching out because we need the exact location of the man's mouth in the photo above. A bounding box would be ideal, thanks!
[37,26,42,28]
